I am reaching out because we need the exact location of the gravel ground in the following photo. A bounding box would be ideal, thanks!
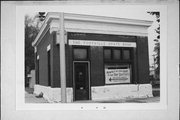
[74,97,160,103]
[25,88,48,103]
[25,87,160,103]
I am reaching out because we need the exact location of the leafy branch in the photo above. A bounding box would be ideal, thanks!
[147,11,160,79]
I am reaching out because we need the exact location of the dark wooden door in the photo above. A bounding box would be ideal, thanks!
[74,62,89,101]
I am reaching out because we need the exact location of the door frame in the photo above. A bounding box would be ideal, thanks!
[73,61,91,101]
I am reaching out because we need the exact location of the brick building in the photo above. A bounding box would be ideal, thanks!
[32,12,153,102]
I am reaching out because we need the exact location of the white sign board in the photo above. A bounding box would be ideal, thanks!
[69,39,136,47]
[105,68,130,84]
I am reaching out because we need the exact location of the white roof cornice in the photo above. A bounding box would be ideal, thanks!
[64,13,152,27]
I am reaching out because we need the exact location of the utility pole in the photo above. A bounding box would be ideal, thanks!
[59,12,67,103]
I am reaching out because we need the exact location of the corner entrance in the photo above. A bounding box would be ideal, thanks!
[73,62,90,101]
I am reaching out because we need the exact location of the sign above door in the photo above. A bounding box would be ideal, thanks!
[69,39,136,47]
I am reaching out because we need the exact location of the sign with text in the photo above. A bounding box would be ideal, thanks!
[105,68,130,84]
[69,39,136,47]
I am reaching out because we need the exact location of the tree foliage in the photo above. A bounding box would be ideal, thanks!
[147,12,160,79]
[25,13,45,86]
[25,15,40,82]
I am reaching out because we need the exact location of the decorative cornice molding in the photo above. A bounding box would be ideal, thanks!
[66,28,148,37]
[34,47,37,53]
[32,22,47,47]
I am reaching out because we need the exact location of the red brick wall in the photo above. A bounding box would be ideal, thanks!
[136,36,150,84]
[36,32,150,88]
[36,29,53,86]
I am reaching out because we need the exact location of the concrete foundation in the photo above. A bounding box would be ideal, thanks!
[91,84,153,101]
[34,85,73,103]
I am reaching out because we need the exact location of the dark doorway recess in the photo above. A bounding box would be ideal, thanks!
[74,62,90,101]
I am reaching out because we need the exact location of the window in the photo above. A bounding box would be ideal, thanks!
[104,49,111,60]
[113,49,121,60]
[36,59,39,84]
[53,32,56,41]
[73,48,88,60]
[104,48,131,61]
[123,50,130,60]
[47,50,51,86]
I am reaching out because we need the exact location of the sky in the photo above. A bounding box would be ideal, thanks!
[25,5,158,68]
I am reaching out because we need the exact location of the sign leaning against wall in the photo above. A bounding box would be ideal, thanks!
[105,65,131,84]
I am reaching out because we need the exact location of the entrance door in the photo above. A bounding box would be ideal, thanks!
[74,62,89,101]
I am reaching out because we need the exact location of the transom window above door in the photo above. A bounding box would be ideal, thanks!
[73,47,89,60]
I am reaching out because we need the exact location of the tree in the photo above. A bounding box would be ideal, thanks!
[25,14,41,87]
[147,12,160,79]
